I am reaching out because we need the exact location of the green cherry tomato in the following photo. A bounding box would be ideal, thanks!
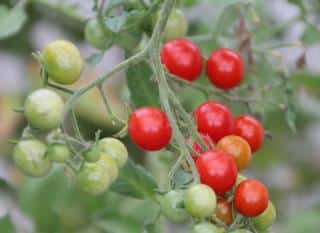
[13,140,51,177]
[47,143,70,163]
[229,230,252,233]
[84,18,113,50]
[97,138,128,168]
[192,222,224,233]
[158,190,189,223]
[42,40,83,84]
[154,8,188,42]
[184,184,216,218]
[252,201,276,230]
[83,145,101,163]
[24,89,64,131]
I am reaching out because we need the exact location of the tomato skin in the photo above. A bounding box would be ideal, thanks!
[234,179,269,217]
[192,222,224,233]
[206,48,244,89]
[184,184,217,218]
[233,115,264,153]
[85,18,113,50]
[24,89,64,131]
[83,146,101,163]
[161,39,203,81]
[190,134,212,161]
[217,135,252,171]
[215,198,233,225]
[252,201,276,230]
[47,143,70,163]
[194,101,233,143]
[128,107,172,151]
[42,40,83,85]
[13,140,51,177]
[163,9,188,41]
[97,138,128,168]
[196,150,238,195]
[229,230,252,233]
[158,190,189,223]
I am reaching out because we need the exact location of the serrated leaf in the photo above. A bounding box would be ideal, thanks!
[111,159,158,199]
[126,63,159,107]
[0,215,15,233]
[0,2,27,40]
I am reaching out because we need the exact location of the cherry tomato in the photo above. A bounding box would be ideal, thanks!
[196,150,238,195]
[24,89,64,131]
[233,115,264,153]
[184,184,217,218]
[217,135,252,171]
[252,201,276,230]
[214,198,233,225]
[97,138,128,168]
[85,18,113,50]
[194,101,233,143]
[229,230,252,233]
[206,48,244,89]
[83,145,101,163]
[161,9,188,41]
[161,39,203,81]
[234,179,269,217]
[42,40,83,85]
[190,134,213,161]
[47,143,70,163]
[192,222,224,233]
[128,107,172,151]
[13,140,51,177]
[158,190,189,223]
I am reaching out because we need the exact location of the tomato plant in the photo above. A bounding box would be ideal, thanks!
[214,198,234,225]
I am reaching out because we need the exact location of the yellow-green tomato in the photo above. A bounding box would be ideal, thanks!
[158,190,189,223]
[184,184,216,218]
[47,143,70,163]
[13,140,51,177]
[252,201,276,230]
[192,222,224,233]
[24,89,64,131]
[42,40,83,84]
[84,18,113,50]
[229,230,252,233]
[97,138,128,168]
[83,145,101,163]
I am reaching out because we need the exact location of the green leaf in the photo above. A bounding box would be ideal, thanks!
[172,167,193,189]
[0,215,15,233]
[105,13,128,33]
[126,62,159,107]
[0,2,27,40]
[302,25,320,44]
[111,159,158,199]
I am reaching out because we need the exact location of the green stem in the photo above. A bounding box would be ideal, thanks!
[47,82,74,94]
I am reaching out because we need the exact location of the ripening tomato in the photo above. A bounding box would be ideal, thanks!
[196,150,238,195]
[161,39,203,81]
[128,107,172,151]
[190,134,213,161]
[214,198,233,225]
[194,101,233,143]
[206,48,244,89]
[233,115,264,153]
[234,179,269,217]
[217,135,252,170]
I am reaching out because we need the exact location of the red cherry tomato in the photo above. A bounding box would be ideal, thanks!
[215,198,234,225]
[206,48,244,89]
[233,115,264,153]
[128,107,172,151]
[196,149,238,195]
[190,134,213,161]
[194,101,233,143]
[161,39,203,81]
[234,179,269,217]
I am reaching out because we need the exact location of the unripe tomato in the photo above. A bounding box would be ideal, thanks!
[128,107,172,151]
[191,134,212,161]
[194,101,233,143]
[97,138,128,168]
[196,150,238,195]
[217,135,252,171]
[158,190,189,223]
[214,198,233,225]
[161,39,203,81]
[234,179,269,217]
[24,89,64,131]
[13,140,51,177]
[229,230,252,233]
[233,115,264,153]
[252,201,276,230]
[184,184,216,218]
[158,8,188,42]
[192,222,224,233]
[83,145,100,163]
[76,153,118,195]
[84,18,113,50]
[206,48,244,89]
[42,40,83,85]
[47,143,70,163]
